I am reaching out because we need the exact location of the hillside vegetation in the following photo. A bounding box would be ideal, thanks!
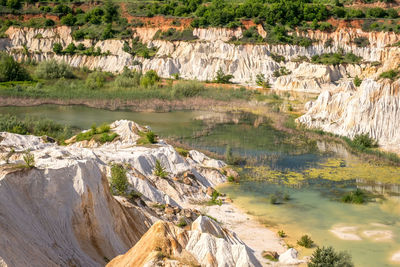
[1,0,400,40]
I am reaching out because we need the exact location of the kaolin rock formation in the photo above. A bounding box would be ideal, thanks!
[2,26,400,92]
[0,120,268,267]
[107,216,261,267]
[297,79,400,152]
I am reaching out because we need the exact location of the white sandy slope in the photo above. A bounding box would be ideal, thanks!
[0,120,292,267]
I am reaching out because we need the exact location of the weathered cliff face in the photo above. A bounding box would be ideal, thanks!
[2,26,400,93]
[0,133,152,267]
[107,216,261,267]
[0,120,272,267]
[297,79,400,152]
[2,25,400,149]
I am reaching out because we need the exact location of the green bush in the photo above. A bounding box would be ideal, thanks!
[175,147,189,157]
[63,43,76,54]
[35,60,74,80]
[214,68,233,84]
[176,218,187,227]
[145,131,156,144]
[123,37,157,59]
[270,194,278,204]
[53,43,63,54]
[60,14,77,26]
[256,73,270,88]
[153,28,197,41]
[352,133,376,149]
[297,235,314,248]
[270,53,286,63]
[379,70,398,80]
[273,67,291,78]
[140,70,160,88]
[23,151,35,168]
[341,189,368,204]
[209,190,222,206]
[0,114,74,143]
[153,159,168,178]
[137,130,157,145]
[353,76,362,87]
[6,0,21,9]
[278,230,286,238]
[170,81,205,98]
[308,246,354,267]
[353,37,369,47]
[45,19,55,27]
[224,145,241,165]
[75,123,116,143]
[311,52,361,65]
[0,53,30,82]
[237,26,264,43]
[85,71,107,89]
[110,164,128,195]
[114,68,141,88]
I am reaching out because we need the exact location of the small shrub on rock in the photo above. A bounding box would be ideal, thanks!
[214,68,233,84]
[297,234,314,248]
[176,217,187,228]
[353,76,362,87]
[23,151,35,168]
[379,69,399,81]
[154,159,168,178]
[110,164,128,195]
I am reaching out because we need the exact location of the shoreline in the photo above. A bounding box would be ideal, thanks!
[0,96,258,113]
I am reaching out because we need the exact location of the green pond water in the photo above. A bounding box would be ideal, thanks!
[2,104,400,267]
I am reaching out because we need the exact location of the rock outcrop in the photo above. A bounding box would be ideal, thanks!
[2,26,400,92]
[297,79,400,152]
[0,120,267,267]
[107,216,261,267]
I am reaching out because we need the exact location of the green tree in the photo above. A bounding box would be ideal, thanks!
[35,60,74,80]
[6,0,21,9]
[0,53,30,82]
[308,246,354,267]
[53,43,63,54]
[60,14,76,26]
[101,23,113,40]
[63,43,76,54]
[103,0,118,23]
[153,159,168,178]
[256,73,270,88]
[353,76,362,87]
[23,151,35,168]
[85,71,107,89]
[140,70,160,88]
[215,67,233,83]
[44,19,55,27]
[110,164,128,195]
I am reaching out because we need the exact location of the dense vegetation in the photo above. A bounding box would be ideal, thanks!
[0,53,30,82]
[75,123,118,144]
[1,0,400,42]
[0,58,263,102]
[308,246,354,267]
[311,51,361,65]
[0,114,75,143]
